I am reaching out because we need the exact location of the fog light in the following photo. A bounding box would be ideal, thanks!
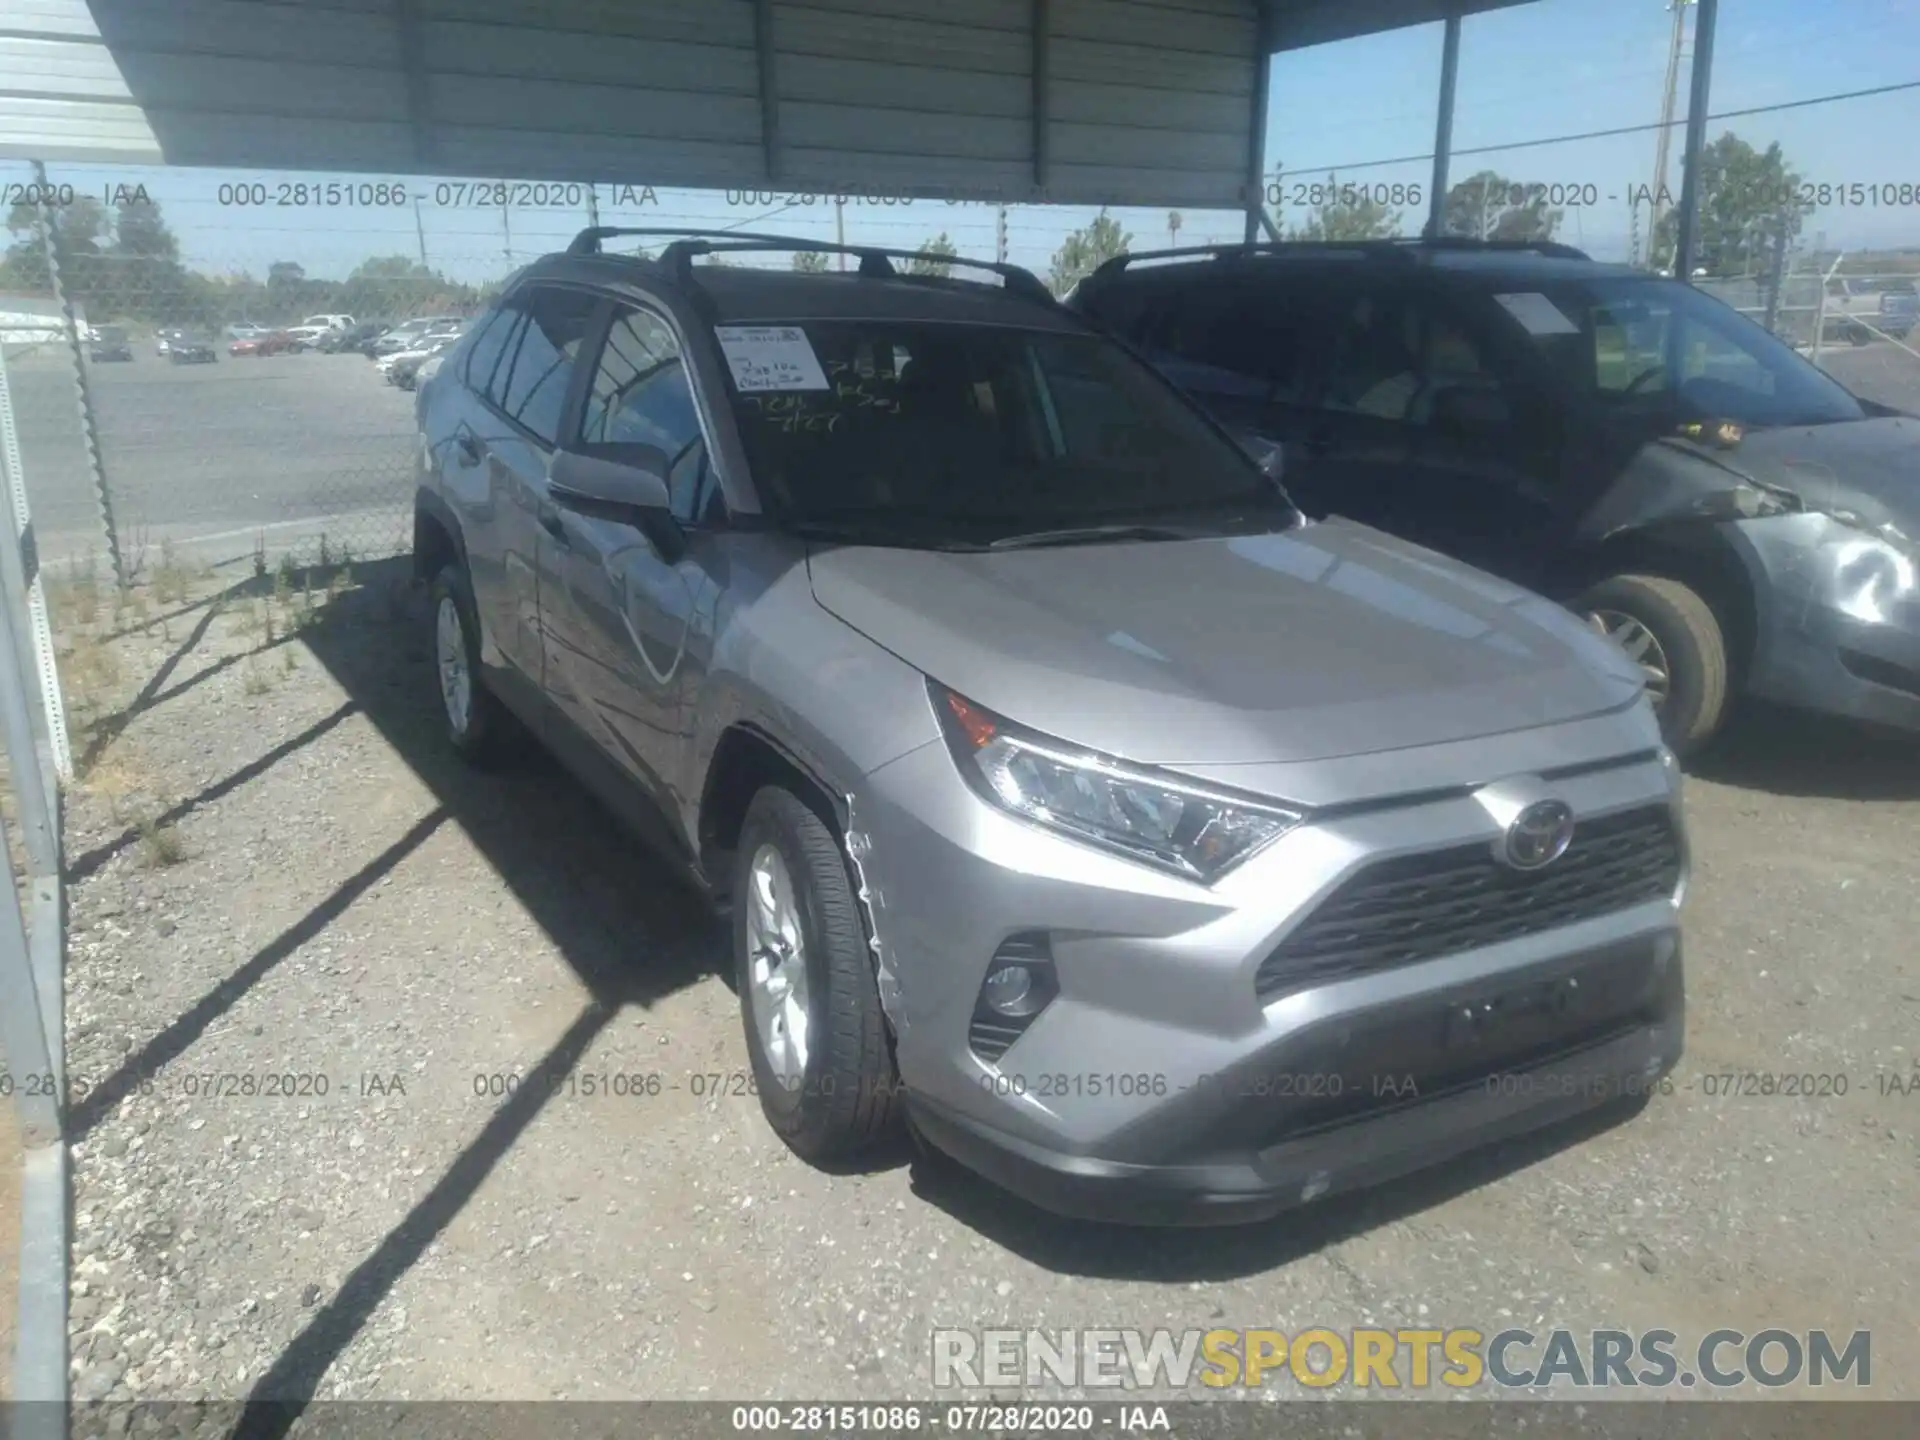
[983,964,1035,1016]
[969,933,1059,1062]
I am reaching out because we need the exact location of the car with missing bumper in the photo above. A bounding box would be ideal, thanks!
[411,227,1686,1226]
[1070,239,1920,753]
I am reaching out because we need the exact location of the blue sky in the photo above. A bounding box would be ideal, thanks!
[6,0,1917,285]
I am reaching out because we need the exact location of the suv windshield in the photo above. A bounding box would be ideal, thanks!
[717,320,1288,547]
[1497,276,1866,428]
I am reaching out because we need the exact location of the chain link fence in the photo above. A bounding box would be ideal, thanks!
[1696,260,1920,415]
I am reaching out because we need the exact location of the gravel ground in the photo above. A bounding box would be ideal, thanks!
[39,554,1920,1410]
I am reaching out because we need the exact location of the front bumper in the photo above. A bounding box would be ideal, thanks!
[1729,514,1920,731]
[857,705,1686,1225]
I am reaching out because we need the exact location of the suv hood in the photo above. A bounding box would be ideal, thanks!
[807,518,1643,766]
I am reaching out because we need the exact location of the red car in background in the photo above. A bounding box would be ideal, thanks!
[229,329,301,357]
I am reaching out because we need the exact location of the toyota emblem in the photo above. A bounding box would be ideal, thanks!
[1503,800,1576,871]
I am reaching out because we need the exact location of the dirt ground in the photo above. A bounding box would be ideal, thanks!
[31,549,1920,1408]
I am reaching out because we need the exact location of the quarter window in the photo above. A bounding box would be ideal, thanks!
[493,287,599,445]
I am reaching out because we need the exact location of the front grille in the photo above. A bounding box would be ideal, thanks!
[1254,805,1680,1000]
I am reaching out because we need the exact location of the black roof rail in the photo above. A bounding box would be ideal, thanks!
[564,225,1058,308]
[1084,234,1592,286]
[1085,240,1409,284]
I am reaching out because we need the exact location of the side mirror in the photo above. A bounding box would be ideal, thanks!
[550,445,672,516]
[548,445,684,561]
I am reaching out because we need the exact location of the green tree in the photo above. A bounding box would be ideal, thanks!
[1443,171,1562,242]
[904,232,958,278]
[1289,172,1403,242]
[1651,132,1811,276]
[1047,210,1131,296]
[791,249,831,273]
[0,195,110,300]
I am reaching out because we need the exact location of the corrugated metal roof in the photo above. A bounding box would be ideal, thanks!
[0,0,1536,205]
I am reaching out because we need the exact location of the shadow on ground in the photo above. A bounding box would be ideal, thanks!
[1688,701,1920,801]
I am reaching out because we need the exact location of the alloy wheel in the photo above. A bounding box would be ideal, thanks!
[745,843,812,1089]
[1587,608,1671,709]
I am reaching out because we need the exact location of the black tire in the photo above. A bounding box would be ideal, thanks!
[1576,573,1729,755]
[1847,323,1872,347]
[427,561,521,766]
[734,785,902,1162]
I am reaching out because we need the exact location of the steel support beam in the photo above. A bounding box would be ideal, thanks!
[1244,4,1274,243]
[1032,0,1052,195]
[394,0,436,170]
[754,0,782,183]
[1425,9,1462,236]
[1672,0,1719,281]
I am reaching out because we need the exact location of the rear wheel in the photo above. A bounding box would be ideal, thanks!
[1577,573,1729,755]
[734,785,902,1162]
[428,562,520,766]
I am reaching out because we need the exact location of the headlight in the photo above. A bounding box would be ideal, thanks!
[929,682,1304,882]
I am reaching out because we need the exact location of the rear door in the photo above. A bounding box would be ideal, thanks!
[1110,271,1337,454]
[458,283,602,698]
[1298,280,1564,586]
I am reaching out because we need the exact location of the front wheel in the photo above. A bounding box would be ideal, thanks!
[1577,573,1730,755]
[734,785,902,1163]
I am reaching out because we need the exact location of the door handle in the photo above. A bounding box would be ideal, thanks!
[455,433,484,468]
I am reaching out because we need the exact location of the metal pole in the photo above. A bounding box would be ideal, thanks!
[1244,5,1273,244]
[1649,0,1690,260]
[414,196,429,268]
[1425,11,1462,238]
[31,160,125,591]
[835,195,846,271]
[0,343,71,786]
[1671,0,1719,282]
[1762,210,1789,336]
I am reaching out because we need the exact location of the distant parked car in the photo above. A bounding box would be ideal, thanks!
[226,323,269,341]
[388,331,464,390]
[230,329,301,357]
[321,320,388,354]
[167,332,218,364]
[88,325,133,362]
[155,328,184,356]
[372,316,464,358]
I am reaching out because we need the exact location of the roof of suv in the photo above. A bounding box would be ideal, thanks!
[516,230,1086,333]
[1078,240,1644,298]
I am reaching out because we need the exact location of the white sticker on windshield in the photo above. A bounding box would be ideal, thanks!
[1493,291,1580,335]
[714,325,830,392]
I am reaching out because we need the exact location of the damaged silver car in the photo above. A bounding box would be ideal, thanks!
[413,229,1687,1226]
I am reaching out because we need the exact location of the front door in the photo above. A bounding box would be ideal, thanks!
[538,302,726,845]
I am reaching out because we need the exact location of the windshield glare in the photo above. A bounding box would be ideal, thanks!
[1512,278,1866,428]
[719,321,1281,545]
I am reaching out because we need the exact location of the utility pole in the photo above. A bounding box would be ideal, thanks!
[413,197,429,268]
[1649,0,1692,268]
[586,185,600,229]
[1168,210,1182,247]
[835,194,846,271]
[996,204,1009,263]
[502,189,512,266]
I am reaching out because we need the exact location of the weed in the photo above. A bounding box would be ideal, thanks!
[50,552,102,627]
[135,815,187,868]
[281,645,298,674]
[253,533,268,579]
[242,659,273,696]
[317,533,333,570]
[60,635,122,719]
[153,538,191,604]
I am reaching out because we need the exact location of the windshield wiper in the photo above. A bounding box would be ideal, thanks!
[988,523,1205,551]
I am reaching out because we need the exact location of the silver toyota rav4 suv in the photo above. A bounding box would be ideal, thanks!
[412,228,1688,1225]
